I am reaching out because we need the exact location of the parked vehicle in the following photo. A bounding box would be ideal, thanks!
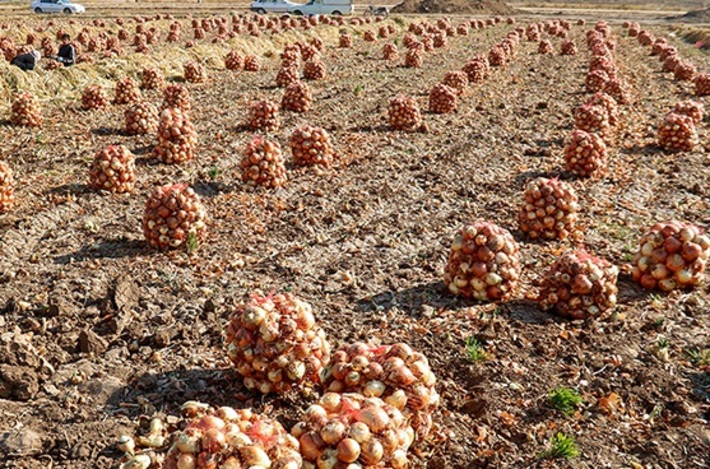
[364,5,389,18]
[287,0,353,16]
[250,0,296,14]
[30,0,85,14]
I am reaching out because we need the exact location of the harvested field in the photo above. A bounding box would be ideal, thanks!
[0,8,709,469]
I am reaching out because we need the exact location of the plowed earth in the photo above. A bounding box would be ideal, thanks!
[0,14,709,469]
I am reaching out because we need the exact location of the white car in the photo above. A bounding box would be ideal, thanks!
[250,0,296,15]
[288,0,353,16]
[31,0,85,14]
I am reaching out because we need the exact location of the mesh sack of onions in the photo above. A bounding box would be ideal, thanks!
[443,221,521,301]
[538,250,619,319]
[290,125,335,168]
[10,92,42,127]
[564,129,607,178]
[404,49,422,68]
[632,220,710,292]
[538,39,553,54]
[442,71,468,95]
[292,392,414,469]
[226,291,330,394]
[303,59,326,80]
[320,342,439,444]
[585,70,609,94]
[602,78,631,105]
[694,73,710,96]
[587,92,619,127]
[225,49,244,71]
[82,85,111,111]
[429,83,457,114]
[248,100,280,132]
[663,55,682,73]
[241,136,287,188]
[89,145,136,194]
[0,161,14,213]
[162,402,302,469]
[674,61,697,82]
[388,96,422,131]
[153,108,197,164]
[382,43,399,61]
[125,100,159,136]
[462,57,489,83]
[163,84,191,114]
[114,77,141,105]
[142,183,207,251]
[673,100,704,124]
[184,61,207,83]
[339,33,352,48]
[276,65,300,88]
[282,81,313,113]
[561,40,577,56]
[518,177,581,241]
[140,67,164,90]
[244,54,261,71]
[574,103,613,143]
[657,112,698,153]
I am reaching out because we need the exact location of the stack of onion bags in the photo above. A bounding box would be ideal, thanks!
[319,342,439,446]
[631,220,710,292]
[226,292,330,395]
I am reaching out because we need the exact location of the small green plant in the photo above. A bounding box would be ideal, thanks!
[539,432,580,460]
[208,166,220,179]
[653,318,665,328]
[465,337,488,362]
[657,336,669,349]
[685,348,710,367]
[186,231,199,255]
[354,84,362,95]
[548,387,583,415]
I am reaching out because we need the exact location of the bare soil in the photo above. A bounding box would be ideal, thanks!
[392,0,512,15]
[0,11,709,469]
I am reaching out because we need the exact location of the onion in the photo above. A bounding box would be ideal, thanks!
[320,420,347,445]
[239,446,271,467]
[336,438,361,463]
[349,422,371,444]
[300,433,323,461]
[359,407,389,433]
[360,438,384,465]
[316,449,339,469]
[176,454,196,469]
[363,380,386,397]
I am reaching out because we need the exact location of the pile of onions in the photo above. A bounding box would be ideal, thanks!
[564,129,607,178]
[539,250,619,319]
[244,54,261,71]
[290,125,335,168]
[114,77,141,105]
[602,77,631,105]
[303,58,326,80]
[364,30,376,42]
[488,46,507,67]
[281,81,313,113]
[142,183,207,251]
[10,92,42,127]
[673,61,697,82]
[320,342,439,444]
[226,292,330,394]
[382,43,399,61]
[225,49,244,71]
[442,70,468,95]
[82,85,111,111]
[538,39,553,54]
[153,108,197,164]
[443,221,521,301]
[673,100,704,124]
[518,177,581,241]
[429,83,457,114]
[162,84,191,114]
[241,136,287,188]
[585,70,609,93]
[694,73,710,96]
[124,100,159,135]
[248,100,281,133]
[631,220,710,291]
[292,393,414,469]
[388,96,422,131]
[404,49,423,68]
[657,112,698,153]
[276,65,300,88]
[561,40,577,56]
[89,145,136,194]
[0,161,14,213]
[140,67,164,90]
[574,104,612,143]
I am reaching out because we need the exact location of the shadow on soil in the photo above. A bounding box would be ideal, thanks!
[54,239,146,264]
[355,281,457,317]
[48,183,91,196]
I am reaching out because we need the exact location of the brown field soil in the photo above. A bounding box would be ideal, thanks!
[0,10,709,469]
[392,0,512,15]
